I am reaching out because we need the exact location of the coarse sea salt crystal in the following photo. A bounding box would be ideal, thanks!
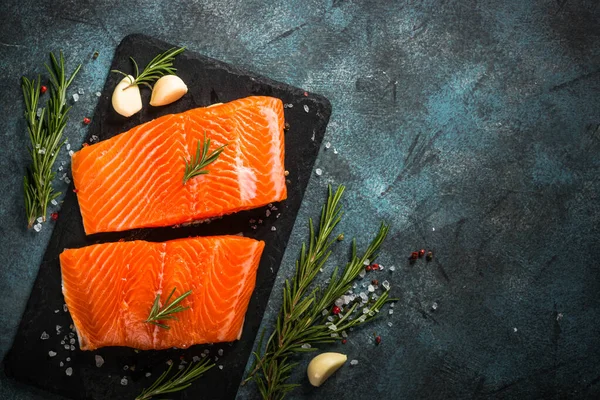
[382,280,391,290]
[56,325,62,334]
[388,322,393,327]
[54,309,60,313]
[70,338,76,344]
[64,344,70,350]
[359,269,366,278]
[37,108,43,117]
[192,356,200,362]
[271,226,277,231]
[64,177,71,184]
[331,332,339,337]
[66,357,71,362]
[145,372,152,377]
[389,309,394,315]
[69,150,74,157]
[66,367,73,376]
[218,349,224,356]
[315,168,322,176]
[301,343,311,349]
[341,331,348,338]
[34,223,42,232]
[303,105,309,113]
[51,199,58,206]
[91,135,99,142]
[78,88,85,95]
[335,298,344,307]
[363,259,370,266]
[328,324,337,331]
[95,91,101,97]
[123,365,129,371]
[218,365,224,370]
[60,361,64,367]
[350,359,359,366]
[390,302,395,308]
[72,93,79,102]
[49,351,57,357]
[333,148,339,154]
[178,365,185,370]
[322,309,328,316]
[325,142,331,149]
[327,316,334,322]
[432,302,438,310]
[389,266,396,272]
[41,331,49,340]
[265,209,271,217]
[367,285,375,292]
[37,217,43,223]
[95,355,104,367]
[120,377,128,386]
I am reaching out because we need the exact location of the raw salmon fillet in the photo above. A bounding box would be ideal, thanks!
[59,236,265,351]
[72,96,286,235]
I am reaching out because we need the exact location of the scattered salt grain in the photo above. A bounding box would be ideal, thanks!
[201,353,207,358]
[54,309,60,313]
[301,343,311,349]
[78,88,85,95]
[41,331,49,340]
[331,333,339,337]
[322,309,328,316]
[65,177,71,184]
[315,168,322,176]
[218,365,224,370]
[95,91,101,97]
[513,327,518,332]
[203,349,210,354]
[178,365,185,370]
[367,285,375,293]
[120,377,128,386]
[65,367,73,376]
[271,226,277,231]
[341,331,348,338]
[34,223,42,232]
[91,135,99,142]
[325,142,331,149]
[95,355,104,367]
[389,309,394,315]
[72,93,79,102]
[214,357,219,362]
[359,269,366,278]
[333,148,339,154]
[61,340,65,345]
[64,344,70,350]
[145,372,152,377]
[265,209,271,217]
[335,298,344,307]
[338,313,344,319]
[432,227,435,231]
[557,313,563,321]
[350,359,359,366]
[60,361,64,367]
[70,338,76,344]
[303,105,309,113]
[193,356,200,362]
[38,148,46,155]
[49,351,57,357]
[327,316,334,322]
[166,360,173,365]
[387,322,393,327]
[328,324,337,331]
[390,302,395,308]
[389,266,396,272]
[362,307,370,314]
[123,365,129,371]
[37,108,43,117]
[70,345,76,351]
[382,280,390,291]
[360,292,368,302]
[276,213,281,218]
[69,150,74,157]
[431,302,438,310]
[218,349,224,356]
[363,259,370,266]
[371,294,378,300]
[379,265,385,271]
[56,325,62,334]
[66,357,71,362]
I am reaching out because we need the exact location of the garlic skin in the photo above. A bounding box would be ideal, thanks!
[111,75,142,117]
[306,352,347,387]
[150,75,188,106]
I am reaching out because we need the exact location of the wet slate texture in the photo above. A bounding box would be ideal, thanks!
[1,0,600,399]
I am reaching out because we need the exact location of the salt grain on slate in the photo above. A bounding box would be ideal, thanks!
[382,280,390,290]
[350,360,359,366]
[54,310,59,314]
[70,345,76,351]
[123,365,129,370]
[145,372,151,377]
[69,150,74,157]
[303,105,309,113]
[65,367,73,376]
[49,351,57,357]
[193,356,200,362]
[218,349,224,356]
[325,142,331,149]
[72,93,79,102]
[63,304,68,312]
[301,343,311,349]
[60,362,64,367]
[388,322,393,327]
[66,357,71,362]
[33,223,42,232]
[389,309,394,315]
[178,365,185,370]
[315,168,322,176]
[322,309,328,316]
[218,365,224,370]
[64,344,70,350]
[271,226,276,231]
[368,285,375,292]
[95,91,101,97]
[120,377,128,386]
[66,143,71,151]
[77,88,84,95]
[40,331,49,340]
[95,355,104,367]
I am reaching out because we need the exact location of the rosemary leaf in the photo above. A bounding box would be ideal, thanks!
[145,287,192,330]
[135,358,214,400]
[182,132,228,184]
[111,47,185,89]
[22,52,81,228]
[243,185,392,399]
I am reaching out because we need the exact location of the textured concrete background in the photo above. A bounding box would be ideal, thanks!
[1,0,599,399]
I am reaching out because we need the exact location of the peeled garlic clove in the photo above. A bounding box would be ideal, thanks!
[150,75,188,106]
[307,352,347,387]
[112,75,142,117]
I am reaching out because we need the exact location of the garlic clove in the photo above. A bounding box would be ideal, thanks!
[306,352,347,387]
[111,75,142,117]
[150,75,188,106]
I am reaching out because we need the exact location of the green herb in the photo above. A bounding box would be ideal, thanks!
[22,52,81,228]
[111,47,185,89]
[183,132,228,184]
[243,185,392,399]
[135,358,214,400]
[145,287,192,330]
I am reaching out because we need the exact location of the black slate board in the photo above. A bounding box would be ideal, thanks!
[4,34,330,400]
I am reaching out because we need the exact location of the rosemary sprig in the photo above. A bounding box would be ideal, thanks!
[183,133,228,184]
[145,287,192,330]
[135,358,214,400]
[111,47,185,89]
[243,185,392,400]
[22,52,81,228]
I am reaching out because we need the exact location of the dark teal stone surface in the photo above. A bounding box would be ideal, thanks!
[1,0,599,399]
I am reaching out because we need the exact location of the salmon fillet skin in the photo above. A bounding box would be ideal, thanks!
[59,236,265,351]
[71,96,286,235]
